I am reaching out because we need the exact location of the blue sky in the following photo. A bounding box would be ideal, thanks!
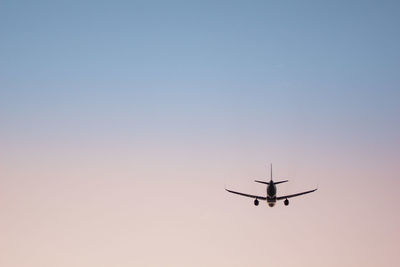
[2,0,399,145]
[2,1,400,84]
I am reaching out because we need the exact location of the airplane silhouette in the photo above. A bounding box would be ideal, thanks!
[226,165,317,207]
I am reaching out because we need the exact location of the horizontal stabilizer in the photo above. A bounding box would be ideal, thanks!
[274,180,289,185]
[254,180,269,185]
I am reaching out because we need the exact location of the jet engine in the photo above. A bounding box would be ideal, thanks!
[254,199,259,206]
[284,199,289,206]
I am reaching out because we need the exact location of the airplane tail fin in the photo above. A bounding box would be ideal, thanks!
[270,164,273,181]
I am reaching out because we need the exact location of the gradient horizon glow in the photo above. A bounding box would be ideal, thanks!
[1,1,399,266]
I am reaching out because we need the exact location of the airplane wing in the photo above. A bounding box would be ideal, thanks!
[225,189,267,200]
[276,188,317,200]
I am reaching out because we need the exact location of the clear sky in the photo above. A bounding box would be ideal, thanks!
[1,1,400,266]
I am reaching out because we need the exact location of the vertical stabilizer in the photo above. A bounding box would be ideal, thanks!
[270,164,273,181]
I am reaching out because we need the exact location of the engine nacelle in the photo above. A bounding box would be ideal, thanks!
[284,199,289,206]
[254,199,259,206]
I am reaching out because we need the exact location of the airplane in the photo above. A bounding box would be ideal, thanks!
[225,165,317,207]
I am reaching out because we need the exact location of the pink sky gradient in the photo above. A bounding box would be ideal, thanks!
[1,131,399,266]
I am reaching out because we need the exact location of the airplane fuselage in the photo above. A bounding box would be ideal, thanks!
[266,180,277,207]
